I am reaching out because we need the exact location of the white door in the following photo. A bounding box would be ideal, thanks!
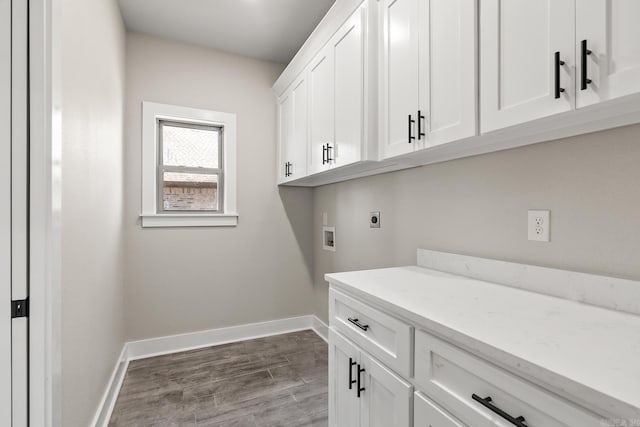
[415,392,466,427]
[419,0,477,147]
[360,352,412,427]
[332,5,365,168]
[480,0,575,133]
[380,0,420,159]
[576,0,640,108]
[308,47,334,174]
[2,0,29,425]
[278,90,294,182]
[11,0,29,425]
[329,330,361,427]
[0,0,12,422]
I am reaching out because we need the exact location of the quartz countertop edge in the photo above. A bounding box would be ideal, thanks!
[325,266,640,420]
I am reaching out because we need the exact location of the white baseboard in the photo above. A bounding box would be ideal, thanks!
[92,314,328,427]
[90,346,129,427]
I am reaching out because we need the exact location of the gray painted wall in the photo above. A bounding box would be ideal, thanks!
[123,33,315,341]
[313,124,640,322]
[61,0,126,425]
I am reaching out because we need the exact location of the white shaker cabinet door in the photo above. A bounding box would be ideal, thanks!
[278,73,308,183]
[415,392,466,427]
[360,352,412,427]
[309,48,334,175]
[290,75,309,179]
[329,330,361,427]
[278,90,294,183]
[577,0,640,108]
[332,6,365,168]
[380,0,420,159]
[419,0,477,147]
[480,0,575,133]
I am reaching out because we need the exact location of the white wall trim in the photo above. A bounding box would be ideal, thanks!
[91,315,328,426]
[141,101,238,227]
[90,347,129,427]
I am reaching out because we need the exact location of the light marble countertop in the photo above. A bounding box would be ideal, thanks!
[325,265,640,420]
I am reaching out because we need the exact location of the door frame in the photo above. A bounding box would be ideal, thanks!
[28,0,62,425]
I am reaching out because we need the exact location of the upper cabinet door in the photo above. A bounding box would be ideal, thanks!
[576,0,640,108]
[309,48,335,175]
[329,331,361,427]
[419,0,477,147]
[480,0,575,133]
[359,352,412,427]
[380,0,420,159]
[278,73,308,183]
[278,91,294,182]
[332,6,365,168]
[290,74,309,179]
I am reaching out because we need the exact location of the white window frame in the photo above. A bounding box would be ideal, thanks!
[141,101,238,227]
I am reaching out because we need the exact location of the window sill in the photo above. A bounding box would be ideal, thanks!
[140,213,238,228]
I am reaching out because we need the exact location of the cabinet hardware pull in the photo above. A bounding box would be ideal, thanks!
[357,364,365,398]
[347,317,369,331]
[554,51,565,99]
[326,143,334,162]
[472,394,528,427]
[418,110,426,140]
[348,358,357,390]
[581,40,592,90]
[285,162,288,177]
[408,114,415,143]
[322,144,327,165]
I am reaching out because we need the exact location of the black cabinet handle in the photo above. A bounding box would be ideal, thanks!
[408,114,415,143]
[357,364,365,398]
[284,162,289,177]
[554,51,565,99]
[326,143,334,162]
[581,39,592,90]
[348,358,357,390]
[347,317,369,331]
[418,110,426,140]
[472,394,528,427]
[322,144,327,165]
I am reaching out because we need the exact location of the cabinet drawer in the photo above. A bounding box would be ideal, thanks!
[415,392,466,427]
[414,330,601,427]
[329,288,412,377]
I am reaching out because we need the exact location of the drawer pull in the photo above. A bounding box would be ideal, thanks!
[348,358,357,390]
[347,317,369,331]
[472,394,528,427]
[357,364,365,398]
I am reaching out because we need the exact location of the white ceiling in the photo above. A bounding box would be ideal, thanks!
[118,0,336,64]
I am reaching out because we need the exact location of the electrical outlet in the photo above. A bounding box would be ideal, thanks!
[528,210,550,242]
[370,211,380,228]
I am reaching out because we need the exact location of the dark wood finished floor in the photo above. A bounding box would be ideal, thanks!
[108,330,328,427]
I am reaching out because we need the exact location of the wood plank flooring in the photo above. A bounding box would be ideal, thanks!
[108,330,328,427]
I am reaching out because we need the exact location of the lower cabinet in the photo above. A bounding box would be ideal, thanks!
[329,329,412,427]
[415,392,466,427]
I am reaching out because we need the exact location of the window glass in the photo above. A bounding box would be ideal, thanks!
[162,172,219,211]
[161,123,219,168]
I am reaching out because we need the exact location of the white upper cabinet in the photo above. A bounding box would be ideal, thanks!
[278,73,308,183]
[309,2,377,174]
[380,0,477,160]
[333,7,366,168]
[419,0,477,147]
[380,0,420,159]
[576,0,640,108]
[480,0,575,133]
[309,47,334,175]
